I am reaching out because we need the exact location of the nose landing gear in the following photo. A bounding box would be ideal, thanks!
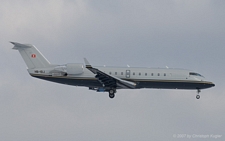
[196,89,201,99]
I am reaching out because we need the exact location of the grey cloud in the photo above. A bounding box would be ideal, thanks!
[0,0,224,141]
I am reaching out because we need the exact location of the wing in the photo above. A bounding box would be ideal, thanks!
[84,58,136,89]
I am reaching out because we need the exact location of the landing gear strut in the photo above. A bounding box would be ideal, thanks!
[196,89,201,99]
[109,89,116,99]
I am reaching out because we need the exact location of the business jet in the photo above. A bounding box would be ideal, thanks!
[11,42,215,99]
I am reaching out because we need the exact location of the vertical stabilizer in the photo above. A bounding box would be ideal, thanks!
[11,42,50,69]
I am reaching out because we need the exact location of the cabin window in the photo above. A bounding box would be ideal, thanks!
[115,72,117,75]
[133,72,135,75]
[109,72,111,75]
[151,73,154,76]
[145,73,147,76]
[164,73,166,76]
[158,73,160,76]
[121,72,123,75]
[139,73,141,76]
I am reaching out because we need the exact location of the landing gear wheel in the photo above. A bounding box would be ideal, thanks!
[109,89,116,99]
[196,89,201,99]
[109,89,115,95]
[109,93,115,99]
[196,95,200,99]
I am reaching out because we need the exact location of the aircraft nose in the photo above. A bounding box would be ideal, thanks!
[208,82,215,88]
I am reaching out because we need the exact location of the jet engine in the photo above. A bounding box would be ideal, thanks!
[66,63,84,75]
[50,63,84,76]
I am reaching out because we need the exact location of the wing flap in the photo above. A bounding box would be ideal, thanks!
[84,58,136,89]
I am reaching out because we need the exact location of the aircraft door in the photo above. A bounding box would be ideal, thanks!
[126,70,130,78]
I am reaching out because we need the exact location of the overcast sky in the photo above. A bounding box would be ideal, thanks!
[0,0,225,141]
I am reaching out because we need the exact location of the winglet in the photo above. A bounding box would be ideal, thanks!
[84,58,92,68]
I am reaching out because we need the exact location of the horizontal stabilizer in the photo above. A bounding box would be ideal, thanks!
[10,42,32,50]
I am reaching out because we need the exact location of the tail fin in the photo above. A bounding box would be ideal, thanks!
[11,42,50,69]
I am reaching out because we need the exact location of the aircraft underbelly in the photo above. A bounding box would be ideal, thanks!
[31,75,213,90]
[137,81,212,90]
[32,75,102,87]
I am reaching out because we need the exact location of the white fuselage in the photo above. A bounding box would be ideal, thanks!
[11,41,214,98]
[28,65,213,90]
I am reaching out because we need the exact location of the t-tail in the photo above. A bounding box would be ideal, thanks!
[11,42,51,69]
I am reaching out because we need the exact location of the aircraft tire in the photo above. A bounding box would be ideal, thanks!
[109,93,115,99]
[109,89,115,94]
[109,89,115,98]
[196,95,200,99]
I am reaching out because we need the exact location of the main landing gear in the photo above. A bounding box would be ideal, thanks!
[109,89,116,99]
[196,89,201,99]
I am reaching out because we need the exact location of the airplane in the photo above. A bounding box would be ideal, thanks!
[11,42,215,99]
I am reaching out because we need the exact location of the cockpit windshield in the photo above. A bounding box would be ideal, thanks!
[189,72,204,77]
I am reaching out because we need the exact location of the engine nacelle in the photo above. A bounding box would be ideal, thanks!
[66,63,84,75]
